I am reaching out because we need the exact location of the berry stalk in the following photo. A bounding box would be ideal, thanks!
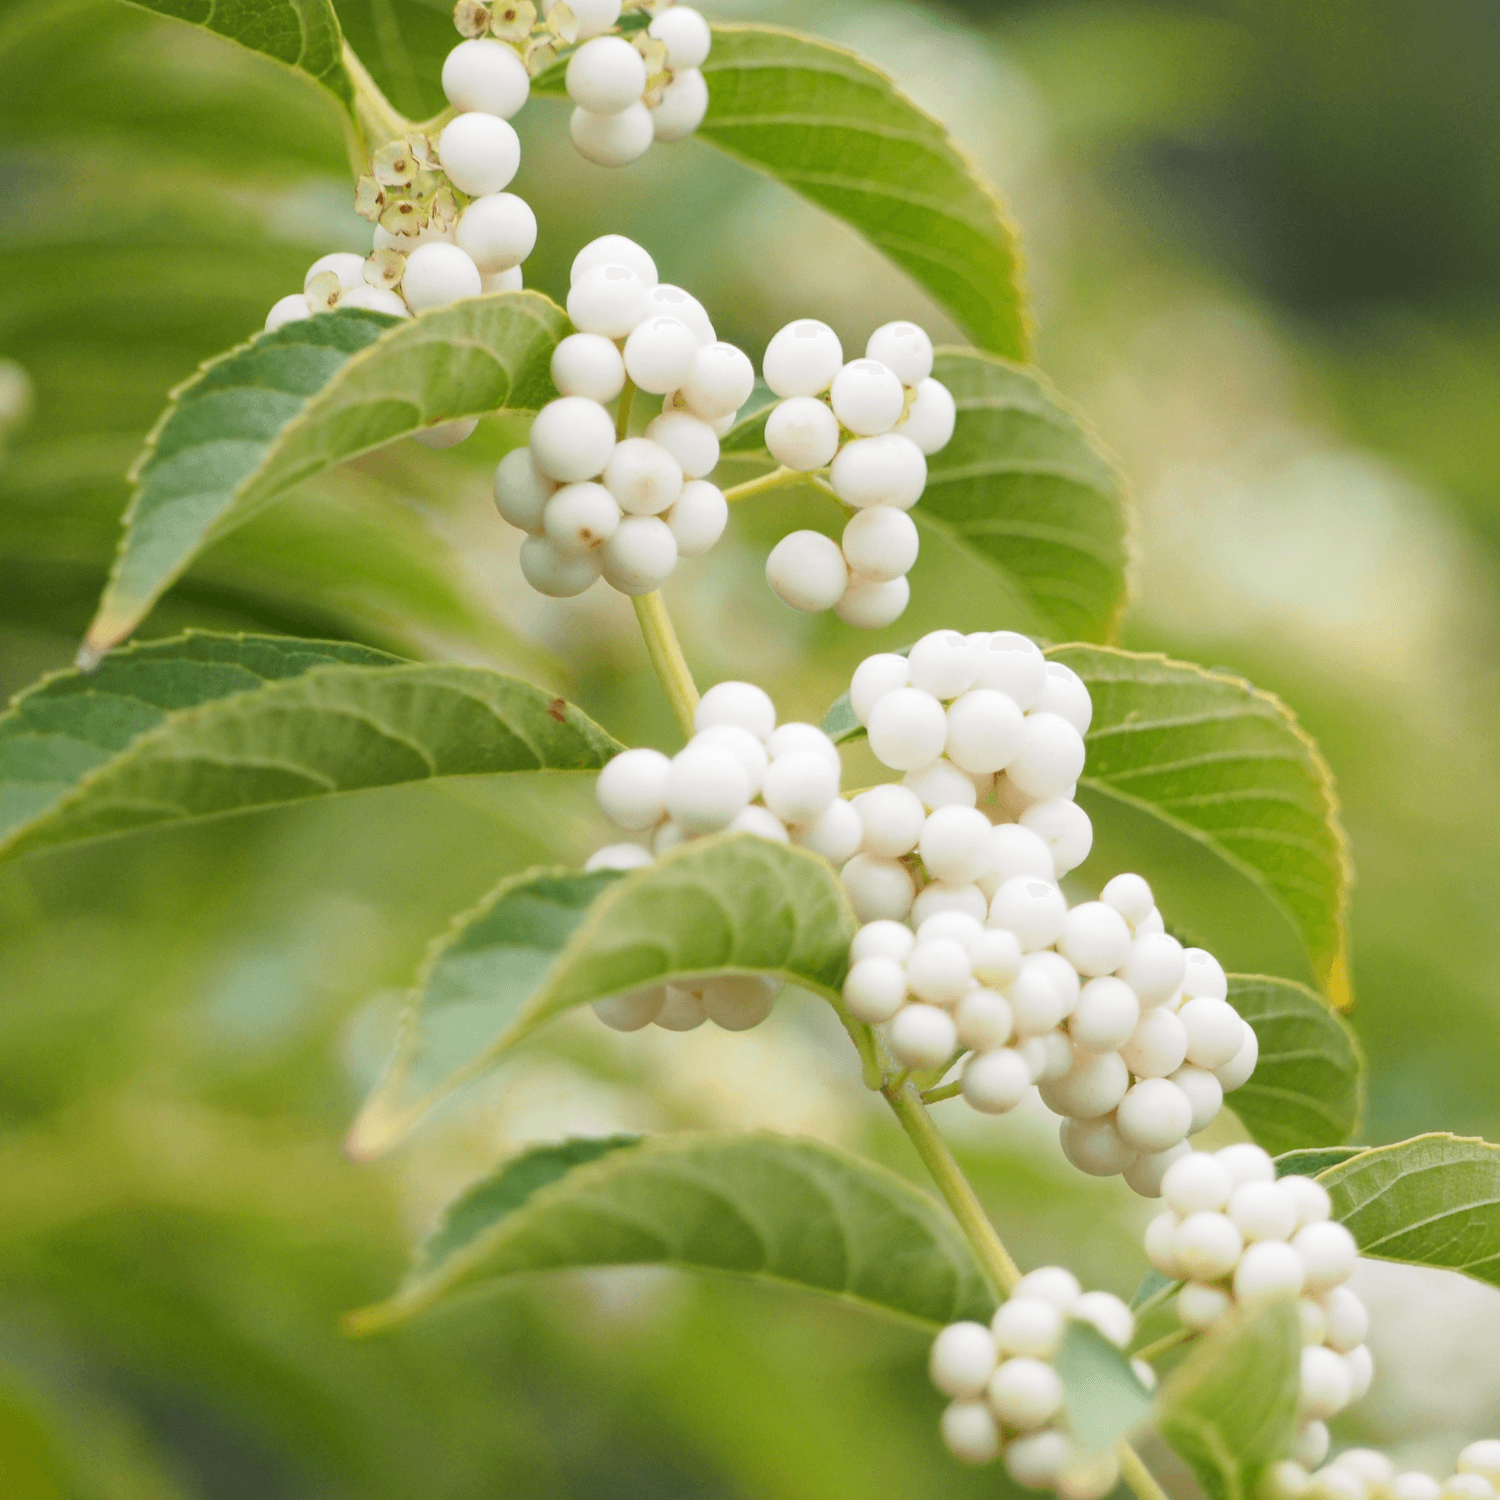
[343,42,412,171]
[631,590,699,737]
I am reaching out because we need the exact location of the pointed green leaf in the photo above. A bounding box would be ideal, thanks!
[120,0,353,109]
[721,351,1128,643]
[824,647,1350,1004]
[84,294,567,658]
[0,630,619,863]
[346,1132,998,1334]
[331,0,458,120]
[1056,646,1351,1007]
[1055,1320,1152,1454]
[1129,1269,1178,1311]
[1314,1134,1500,1289]
[534,25,1029,358]
[1156,1298,1301,1500]
[1225,975,1363,1154]
[349,835,857,1157]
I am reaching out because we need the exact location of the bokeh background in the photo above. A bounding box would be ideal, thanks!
[3,0,1499,1493]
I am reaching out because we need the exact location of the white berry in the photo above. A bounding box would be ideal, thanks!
[442,37,530,117]
[455,192,536,273]
[530,396,617,482]
[765,396,840,470]
[1293,1221,1358,1293]
[1038,1048,1129,1120]
[569,263,651,338]
[593,985,664,1030]
[988,876,1068,951]
[1007,712,1086,800]
[841,506,919,581]
[835,575,910,629]
[543,481,619,553]
[439,112,521,196]
[830,358,906,435]
[839,854,915,922]
[1174,1211,1244,1280]
[650,67,708,141]
[929,1320,997,1398]
[644,410,719,478]
[605,437,683,516]
[665,744,749,832]
[1121,1007,1189,1079]
[518,533,602,597]
[1234,1240,1307,1300]
[551,332,626,402]
[566,35,647,112]
[986,1356,1063,1429]
[763,319,843,397]
[402,242,482,312]
[1019,797,1094,876]
[828,433,927,509]
[866,320,934,385]
[843,956,907,1024]
[1070,976,1140,1052]
[888,1003,957,1068]
[765,530,847,612]
[892,375,956,454]
[939,1401,1000,1466]
[572,234,656,287]
[265,293,311,330]
[602,515,678,594]
[666,480,727,557]
[867,687,948,771]
[920,805,994,884]
[1116,1078,1193,1152]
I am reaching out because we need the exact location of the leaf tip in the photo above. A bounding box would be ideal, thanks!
[344,1098,405,1162]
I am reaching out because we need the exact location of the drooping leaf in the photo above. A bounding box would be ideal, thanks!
[349,835,857,1157]
[719,351,1128,644]
[83,295,566,659]
[534,25,1029,359]
[1225,975,1363,1154]
[346,1132,998,1334]
[1129,1269,1179,1312]
[0,631,618,862]
[1054,1320,1151,1454]
[824,647,1351,1005]
[118,0,353,109]
[1156,1297,1301,1500]
[1315,1134,1500,1289]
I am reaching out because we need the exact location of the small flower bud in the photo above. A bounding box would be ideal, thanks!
[354,176,386,221]
[305,269,342,312]
[545,0,578,43]
[379,198,424,234]
[373,140,419,187]
[364,249,405,290]
[490,0,536,42]
[453,0,491,37]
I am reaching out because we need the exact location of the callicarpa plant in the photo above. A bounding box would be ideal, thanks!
[4,1,1499,1496]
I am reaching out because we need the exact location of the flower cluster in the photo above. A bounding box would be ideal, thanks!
[928,1266,1143,1498]
[494,235,750,595]
[586,676,859,1033]
[760,320,956,628]
[563,5,711,166]
[1266,1442,1500,1500]
[1144,1145,1369,1457]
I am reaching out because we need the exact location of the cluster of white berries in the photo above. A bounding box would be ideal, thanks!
[493,234,748,596]
[929,1266,1143,1497]
[760,320,956,628]
[585,677,861,1032]
[562,4,712,166]
[264,12,543,448]
[1144,1145,1369,1459]
[1266,1443,1500,1500]
[837,631,1258,1193]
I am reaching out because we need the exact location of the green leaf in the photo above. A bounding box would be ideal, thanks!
[0,630,619,863]
[346,1132,999,1334]
[119,0,353,109]
[1129,1269,1179,1312]
[1054,1320,1151,1454]
[83,294,567,659]
[1225,975,1363,1154]
[1156,1297,1301,1500]
[823,647,1351,1005]
[720,351,1128,644]
[1274,1147,1367,1179]
[349,834,857,1157]
[534,25,1029,359]
[1056,646,1351,1007]
[332,0,456,121]
[1315,1134,1500,1289]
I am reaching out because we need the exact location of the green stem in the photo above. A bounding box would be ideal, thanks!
[616,377,636,442]
[882,1082,1021,1294]
[722,467,832,504]
[1119,1443,1174,1500]
[343,41,410,171]
[1130,1325,1192,1363]
[920,1080,962,1104]
[631,592,698,740]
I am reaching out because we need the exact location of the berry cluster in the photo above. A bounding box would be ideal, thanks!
[1267,1442,1500,1500]
[493,234,749,596]
[563,5,712,166]
[760,320,956,628]
[840,630,1095,922]
[836,631,1258,1193]
[928,1266,1143,1498]
[585,677,859,1034]
[1143,1145,1370,1457]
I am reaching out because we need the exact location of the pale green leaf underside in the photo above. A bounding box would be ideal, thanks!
[1054,1321,1152,1454]
[823,646,1350,1005]
[349,835,858,1158]
[1226,975,1362,1155]
[120,0,353,107]
[0,631,618,863]
[84,294,567,656]
[347,1132,998,1335]
[1052,645,1351,1007]
[1316,1134,1500,1289]
[534,25,1028,359]
[720,351,1128,644]
[1275,1148,1366,1179]
[1156,1298,1301,1500]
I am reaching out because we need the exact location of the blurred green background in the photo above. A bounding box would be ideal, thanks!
[3,0,1500,1493]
